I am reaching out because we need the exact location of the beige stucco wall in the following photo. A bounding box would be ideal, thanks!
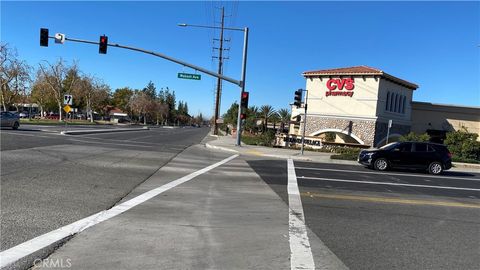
[376,78,413,127]
[411,102,480,140]
[305,76,380,119]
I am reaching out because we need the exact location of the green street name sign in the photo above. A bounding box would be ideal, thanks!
[178,73,201,80]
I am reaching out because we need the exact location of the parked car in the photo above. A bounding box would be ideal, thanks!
[18,111,29,118]
[0,111,20,129]
[358,141,452,175]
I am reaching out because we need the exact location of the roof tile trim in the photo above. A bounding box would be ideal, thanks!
[302,65,418,89]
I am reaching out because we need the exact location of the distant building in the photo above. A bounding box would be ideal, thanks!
[285,66,479,148]
[108,108,130,123]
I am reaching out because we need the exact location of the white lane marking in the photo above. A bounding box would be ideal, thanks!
[61,128,149,136]
[298,176,480,191]
[66,138,165,148]
[0,154,239,268]
[287,159,315,270]
[295,167,480,182]
[75,135,191,148]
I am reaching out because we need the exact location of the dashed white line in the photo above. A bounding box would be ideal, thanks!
[0,154,239,268]
[287,159,315,270]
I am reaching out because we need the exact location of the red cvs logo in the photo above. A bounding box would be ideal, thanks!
[325,78,355,97]
[326,78,355,90]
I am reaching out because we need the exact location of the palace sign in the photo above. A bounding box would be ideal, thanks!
[326,78,355,97]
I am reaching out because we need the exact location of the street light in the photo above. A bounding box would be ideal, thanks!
[178,22,249,146]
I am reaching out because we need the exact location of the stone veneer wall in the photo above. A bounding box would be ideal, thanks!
[304,116,377,146]
[373,122,411,146]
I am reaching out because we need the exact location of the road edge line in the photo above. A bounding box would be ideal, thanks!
[287,158,316,270]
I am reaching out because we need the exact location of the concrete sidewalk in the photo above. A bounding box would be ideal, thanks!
[206,135,480,173]
[30,145,346,270]
[205,135,359,166]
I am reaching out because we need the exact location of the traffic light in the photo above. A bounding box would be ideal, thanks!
[99,35,108,54]
[241,91,249,109]
[240,91,249,120]
[293,89,303,107]
[40,28,49,47]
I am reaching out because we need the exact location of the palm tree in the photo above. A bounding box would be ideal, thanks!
[259,105,276,133]
[277,108,291,133]
[246,106,259,133]
[248,106,259,120]
[270,112,280,131]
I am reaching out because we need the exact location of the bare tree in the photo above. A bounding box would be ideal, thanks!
[31,70,54,117]
[129,91,152,124]
[153,101,168,125]
[90,80,110,120]
[38,59,78,121]
[72,75,111,122]
[0,44,31,111]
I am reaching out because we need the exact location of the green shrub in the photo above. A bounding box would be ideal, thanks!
[241,130,276,146]
[334,147,362,155]
[331,153,358,160]
[260,130,276,146]
[324,132,336,142]
[329,147,362,160]
[445,128,480,161]
[452,156,480,164]
[241,135,260,145]
[399,132,430,142]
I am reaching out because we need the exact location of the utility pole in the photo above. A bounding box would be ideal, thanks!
[213,7,225,135]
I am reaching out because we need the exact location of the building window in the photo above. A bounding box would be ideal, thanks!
[394,94,399,112]
[402,96,406,114]
[386,92,390,111]
[390,93,395,112]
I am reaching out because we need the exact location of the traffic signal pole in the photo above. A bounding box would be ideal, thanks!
[300,89,309,155]
[47,35,241,86]
[235,27,249,146]
[42,29,249,146]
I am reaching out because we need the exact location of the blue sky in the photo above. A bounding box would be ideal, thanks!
[2,1,479,118]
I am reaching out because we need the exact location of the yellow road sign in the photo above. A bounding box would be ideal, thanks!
[63,105,71,113]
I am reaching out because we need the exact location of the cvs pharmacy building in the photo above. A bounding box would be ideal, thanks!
[288,66,418,147]
[287,66,480,148]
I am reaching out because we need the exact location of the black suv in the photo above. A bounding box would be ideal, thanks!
[358,141,452,175]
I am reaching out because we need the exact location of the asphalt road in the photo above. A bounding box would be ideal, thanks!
[0,126,209,252]
[2,127,479,270]
[247,159,480,270]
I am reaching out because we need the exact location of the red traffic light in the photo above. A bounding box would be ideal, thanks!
[240,91,249,109]
[99,35,108,54]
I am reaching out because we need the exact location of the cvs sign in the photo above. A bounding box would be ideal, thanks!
[326,78,355,97]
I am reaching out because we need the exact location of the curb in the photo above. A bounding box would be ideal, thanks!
[452,162,480,170]
[205,143,239,153]
[60,127,148,135]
